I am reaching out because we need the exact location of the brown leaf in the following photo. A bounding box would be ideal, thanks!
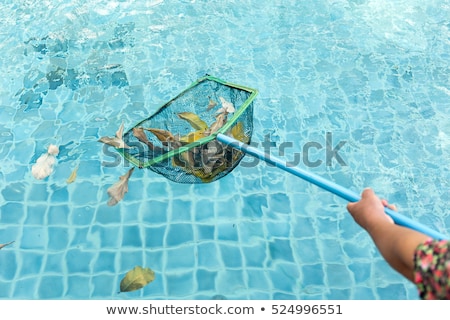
[107,167,134,206]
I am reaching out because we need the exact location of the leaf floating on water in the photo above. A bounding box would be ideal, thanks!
[0,241,14,250]
[177,112,208,130]
[120,266,155,292]
[107,167,134,206]
[31,144,59,180]
[66,165,79,184]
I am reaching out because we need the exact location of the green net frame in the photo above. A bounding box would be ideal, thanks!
[119,75,258,183]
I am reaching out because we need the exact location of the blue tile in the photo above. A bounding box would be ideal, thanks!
[27,183,49,202]
[294,239,321,264]
[38,276,65,299]
[92,275,116,298]
[70,206,94,225]
[194,199,215,222]
[217,223,238,241]
[302,264,325,286]
[242,242,267,268]
[166,223,194,246]
[43,252,65,273]
[93,251,116,273]
[72,181,99,204]
[292,217,316,238]
[47,204,70,225]
[377,283,408,300]
[215,270,244,294]
[0,251,18,280]
[47,227,69,251]
[326,264,352,288]
[141,200,168,224]
[95,204,122,224]
[166,271,195,297]
[196,269,217,291]
[320,239,345,263]
[269,238,294,262]
[65,275,90,298]
[166,246,195,269]
[0,203,25,224]
[20,226,47,249]
[241,194,267,219]
[13,278,38,298]
[50,186,69,203]
[24,205,46,224]
[65,249,94,274]
[196,224,215,240]
[269,263,299,292]
[171,199,192,222]
[197,242,221,269]
[348,262,371,283]
[144,226,167,248]
[247,269,270,290]
[220,244,242,268]
[18,252,43,277]
[121,225,142,247]
[119,251,144,271]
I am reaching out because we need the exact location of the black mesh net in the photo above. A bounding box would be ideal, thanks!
[120,75,257,183]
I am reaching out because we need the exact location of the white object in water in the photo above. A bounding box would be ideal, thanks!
[31,144,59,180]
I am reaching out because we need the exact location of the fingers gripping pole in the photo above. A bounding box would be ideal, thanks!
[217,133,448,240]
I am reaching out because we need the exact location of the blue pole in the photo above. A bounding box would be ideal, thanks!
[217,133,448,240]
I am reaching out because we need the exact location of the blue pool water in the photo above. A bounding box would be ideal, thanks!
[0,0,449,299]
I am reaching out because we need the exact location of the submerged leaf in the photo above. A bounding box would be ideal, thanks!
[177,112,208,130]
[0,241,14,250]
[107,167,134,206]
[66,165,79,184]
[120,266,155,292]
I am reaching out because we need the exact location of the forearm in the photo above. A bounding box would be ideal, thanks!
[367,222,429,282]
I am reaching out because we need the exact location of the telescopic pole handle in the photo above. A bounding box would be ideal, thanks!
[217,133,448,240]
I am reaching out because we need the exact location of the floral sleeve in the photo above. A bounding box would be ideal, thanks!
[413,238,450,299]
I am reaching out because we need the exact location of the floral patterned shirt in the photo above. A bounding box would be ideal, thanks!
[413,238,450,299]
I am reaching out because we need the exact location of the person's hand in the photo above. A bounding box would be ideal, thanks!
[347,188,395,232]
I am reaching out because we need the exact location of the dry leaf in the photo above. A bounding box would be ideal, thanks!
[107,167,134,206]
[98,136,131,149]
[120,266,155,292]
[98,123,131,149]
[0,241,14,250]
[144,128,176,143]
[177,112,208,130]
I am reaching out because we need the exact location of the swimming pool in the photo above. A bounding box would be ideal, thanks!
[0,0,449,299]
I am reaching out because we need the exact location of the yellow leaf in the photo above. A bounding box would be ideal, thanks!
[66,165,79,184]
[120,266,155,292]
[230,122,249,143]
[177,112,208,130]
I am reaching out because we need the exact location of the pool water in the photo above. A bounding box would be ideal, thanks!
[0,0,449,299]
